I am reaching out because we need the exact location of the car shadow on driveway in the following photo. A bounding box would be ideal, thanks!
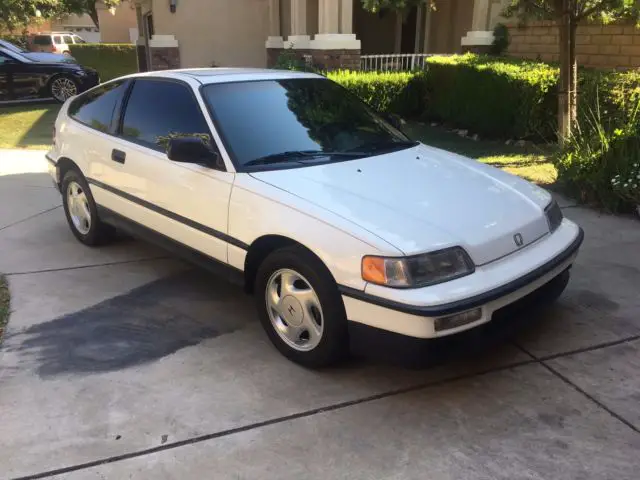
[6,269,256,377]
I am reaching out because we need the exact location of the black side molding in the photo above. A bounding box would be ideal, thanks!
[87,177,249,251]
[339,227,584,318]
[97,206,245,286]
[45,153,56,166]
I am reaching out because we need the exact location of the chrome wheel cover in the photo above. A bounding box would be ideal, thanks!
[265,269,324,352]
[66,181,91,235]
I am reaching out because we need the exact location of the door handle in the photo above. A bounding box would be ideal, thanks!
[111,149,126,164]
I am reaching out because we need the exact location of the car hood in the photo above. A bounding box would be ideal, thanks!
[251,144,553,265]
[25,52,77,63]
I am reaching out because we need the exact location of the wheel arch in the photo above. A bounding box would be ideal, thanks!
[243,234,336,294]
[56,156,83,187]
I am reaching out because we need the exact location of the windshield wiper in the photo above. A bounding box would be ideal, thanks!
[244,150,368,167]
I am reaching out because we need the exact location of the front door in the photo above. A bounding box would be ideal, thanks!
[105,78,234,264]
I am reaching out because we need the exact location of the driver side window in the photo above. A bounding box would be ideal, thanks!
[120,79,215,157]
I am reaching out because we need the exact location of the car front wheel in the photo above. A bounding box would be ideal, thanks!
[255,246,349,368]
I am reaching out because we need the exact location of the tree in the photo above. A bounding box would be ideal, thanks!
[0,1,59,32]
[58,0,122,28]
[0,1,122,31]
[504,0,640,143]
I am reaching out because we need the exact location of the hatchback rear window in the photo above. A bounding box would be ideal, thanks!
[33,36,52,46]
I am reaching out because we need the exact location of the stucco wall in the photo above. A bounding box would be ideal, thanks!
[98,3,138,43]
[507,21,640,69]
[428,0,473,53]
[151,0,270,68]
[354,4,397,54]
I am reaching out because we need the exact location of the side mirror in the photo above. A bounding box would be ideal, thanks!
[166,137,222,169]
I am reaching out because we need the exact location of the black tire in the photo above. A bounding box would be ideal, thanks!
[61,168,115,246]
[49,75,79,103]
[254,245,349,368]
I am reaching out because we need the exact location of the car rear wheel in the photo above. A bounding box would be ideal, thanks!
[50,75,78,102]
[62,169,115,246]
[255,246,349,368]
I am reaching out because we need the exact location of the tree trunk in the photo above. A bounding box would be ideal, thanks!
[557,0,571,145]
[394,11,403,53]
[569,18,578,129]
[88,4,100,29]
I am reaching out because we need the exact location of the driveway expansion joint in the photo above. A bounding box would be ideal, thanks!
[514,339,640,435]
[5,256,171,276]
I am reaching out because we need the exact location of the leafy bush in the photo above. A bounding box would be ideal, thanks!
[554,98,640,212]
[327,70,428,117]
[273,48,310,71]
[490,24,510,56]
[423,54,558,139]
[68,43,137,81]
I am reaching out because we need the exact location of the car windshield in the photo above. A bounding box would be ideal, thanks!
[201,78,416,170]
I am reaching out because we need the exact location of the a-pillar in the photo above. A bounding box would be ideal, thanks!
[461,0,494,53]
[309,0,361,70]
[266,0,285,67]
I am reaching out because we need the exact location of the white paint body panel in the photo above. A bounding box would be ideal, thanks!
[48,69,582,341]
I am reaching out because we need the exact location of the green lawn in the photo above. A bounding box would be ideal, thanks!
[0,104,60,150]
[405,123,558,186]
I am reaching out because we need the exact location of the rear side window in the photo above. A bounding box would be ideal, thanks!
[121,79,211,151]
[69,81,129,133]
[33,36,52,45]
[53,36,62,45]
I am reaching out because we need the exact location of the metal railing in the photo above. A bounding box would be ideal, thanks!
[360,53,434,72]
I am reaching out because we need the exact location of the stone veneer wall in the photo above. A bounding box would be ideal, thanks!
[267,48,360,70]
[150,47,180,71]
[507,21,640,69]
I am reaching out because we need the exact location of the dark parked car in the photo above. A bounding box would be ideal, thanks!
[0,47,99,103]
[0,38,77,64]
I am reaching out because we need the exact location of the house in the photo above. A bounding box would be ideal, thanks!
[2,1,137,44]
[132,0,640,71]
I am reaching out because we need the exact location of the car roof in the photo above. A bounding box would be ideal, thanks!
[122,68,323,85]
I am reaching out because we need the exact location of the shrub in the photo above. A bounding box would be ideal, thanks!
[490,24,510,56]
[68,43,137,81]
[554,98,640,212]
[423,54,558,139]
[328,70,428,117]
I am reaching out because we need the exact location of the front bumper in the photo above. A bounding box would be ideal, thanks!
[341,221,584,340]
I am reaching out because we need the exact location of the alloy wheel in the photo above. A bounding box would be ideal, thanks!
[51,77,77,102]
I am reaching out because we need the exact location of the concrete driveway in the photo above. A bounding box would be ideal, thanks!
[1,150,639,480]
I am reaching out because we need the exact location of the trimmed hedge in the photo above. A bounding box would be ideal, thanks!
[68,43,137,81]
[424,54,558,139]
[327,70,428,117]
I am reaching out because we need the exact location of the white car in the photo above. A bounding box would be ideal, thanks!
[47,68,583,367]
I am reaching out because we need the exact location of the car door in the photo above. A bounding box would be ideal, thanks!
[63,80,132,187]
[101,78,235,264]
[0,52,12,101]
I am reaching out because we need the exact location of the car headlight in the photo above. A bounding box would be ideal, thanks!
[545,200,563,233]
[362,247,475,288]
